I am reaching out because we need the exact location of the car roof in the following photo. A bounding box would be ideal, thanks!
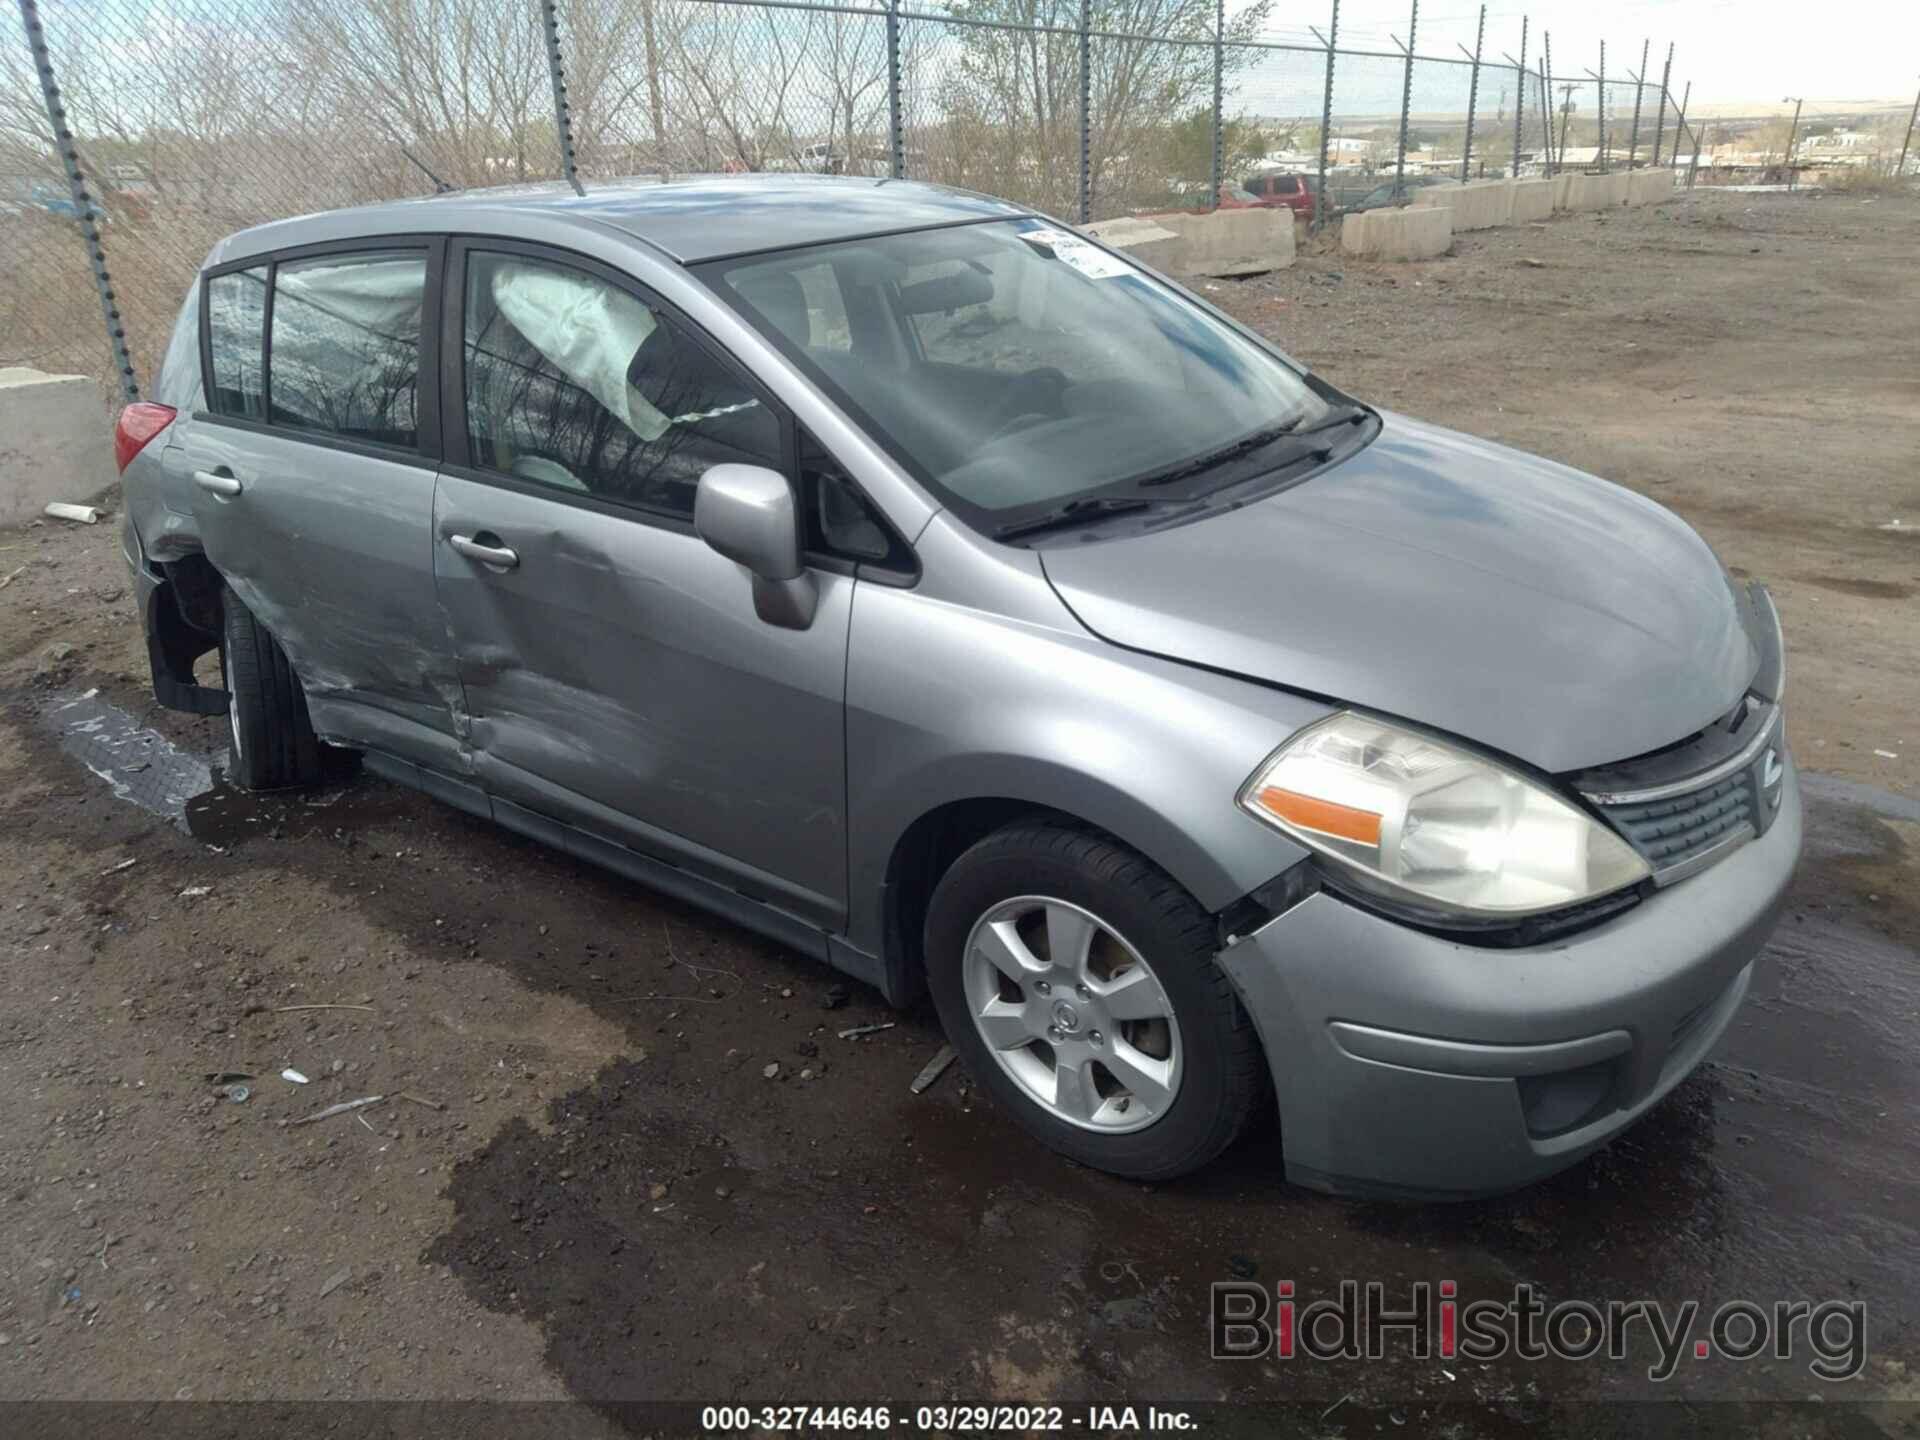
[206,174,1030,268]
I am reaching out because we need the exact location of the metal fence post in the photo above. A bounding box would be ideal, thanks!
[1511,16,1527,178]
[1652,43,1673,166]
[1627,38,1648,167]
[1686,85,1704,190]
[1596,40,1607,170]
[1541,31,1556,175]
[1314,0,1339,229]
[1394,0,1418,199]
[1782,95,1803,191]
[1899,82,1920,179]
[1078,0,1091,222]
[537,0,583,194]
[15,0,138,402]
[642,1,666,175]
[1539,60,1553,174]
[1210,0,1224,208]
[886,0,904,180]
[1459,5,1484,182]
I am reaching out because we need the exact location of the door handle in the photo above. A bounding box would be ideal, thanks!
[193,469,242,497]
[448,533,520,571]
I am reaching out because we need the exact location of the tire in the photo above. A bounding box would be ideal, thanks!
[219,582,323,790]
[924,820,1267,1180]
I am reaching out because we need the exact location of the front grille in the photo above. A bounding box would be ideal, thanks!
[1598,771,1757,874]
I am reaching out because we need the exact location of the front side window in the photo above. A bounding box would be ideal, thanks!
[462,251,781,519]
[206,266,267,420]
[706,219,1331,523]
[269,251,426,448]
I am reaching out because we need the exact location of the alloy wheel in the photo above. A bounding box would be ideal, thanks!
[962,895,1182,1133]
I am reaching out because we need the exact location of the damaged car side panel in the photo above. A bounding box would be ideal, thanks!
[432,474,854,930]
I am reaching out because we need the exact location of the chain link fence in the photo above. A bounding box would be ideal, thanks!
[12,0,1910,410]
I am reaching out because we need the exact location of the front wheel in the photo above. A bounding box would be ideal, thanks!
[924,821,1267,1180]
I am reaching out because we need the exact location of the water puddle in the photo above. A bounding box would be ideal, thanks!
[46,688,357,847]
[51,688,214,829]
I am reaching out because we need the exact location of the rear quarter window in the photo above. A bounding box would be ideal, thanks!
[157,278,205,410]
[206,267,268,420]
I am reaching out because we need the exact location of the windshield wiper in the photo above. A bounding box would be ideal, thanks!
[1134,404,1370,491]
[994,495,1189,541]
[1135,420,1305,488]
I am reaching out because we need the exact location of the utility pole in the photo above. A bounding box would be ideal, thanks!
[1781,95,1804,190]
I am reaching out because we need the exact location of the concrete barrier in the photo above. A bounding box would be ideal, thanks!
[1411,178,1514,231]
[1561,171,1632,211]
[1079,216,1183,273]
[1627,167,1677,206]
[1086,208,1293,278]
[1340,205,1453,260]
[0,368,116,529]
[1510,177,1555,223]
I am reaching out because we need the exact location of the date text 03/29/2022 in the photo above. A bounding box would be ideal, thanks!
[698,1405,1198,1432]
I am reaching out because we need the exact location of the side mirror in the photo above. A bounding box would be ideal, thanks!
[694,463,816,629]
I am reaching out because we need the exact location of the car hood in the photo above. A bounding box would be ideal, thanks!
[1039,412,1758,775]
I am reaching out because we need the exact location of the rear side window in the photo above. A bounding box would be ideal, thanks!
[461,250,781,520]
[157,278,206,409]
[1277,177,1300,196]
[269,251,426,448]
[206,267,267,419]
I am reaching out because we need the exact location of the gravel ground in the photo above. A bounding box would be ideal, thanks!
[0,187,1915,1433]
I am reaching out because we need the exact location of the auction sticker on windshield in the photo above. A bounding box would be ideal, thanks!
[1018,227,1133,279]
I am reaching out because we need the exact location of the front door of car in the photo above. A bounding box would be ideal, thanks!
[183,241,468,775]
[432,241,853,930]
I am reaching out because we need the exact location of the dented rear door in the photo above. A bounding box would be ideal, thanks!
[185,239,469,775]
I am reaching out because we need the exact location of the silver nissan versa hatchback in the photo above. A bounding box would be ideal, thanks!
[116,176,1798,1197]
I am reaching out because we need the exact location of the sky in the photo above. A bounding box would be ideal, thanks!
[1230,0,1920,111]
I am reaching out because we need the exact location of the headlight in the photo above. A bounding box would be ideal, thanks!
[1238,712,1649,918]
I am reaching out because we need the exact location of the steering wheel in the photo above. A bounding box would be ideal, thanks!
[979,366,1070,444]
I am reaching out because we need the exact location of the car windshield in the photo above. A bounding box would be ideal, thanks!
[701,218,1328,524]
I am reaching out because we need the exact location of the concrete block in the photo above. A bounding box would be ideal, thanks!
[0,368,116,529]
[1148,206,1296,277]
[1551,173,1577,211]
[1561,171,1632,211]
[1340,205,1453,260]
[1510,177,1555,223]
[1627,168,1676,205]
[1411,178,1513,231]
[1079,217,1183,273]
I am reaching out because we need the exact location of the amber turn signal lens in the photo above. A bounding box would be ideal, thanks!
[1254,786,1383,845]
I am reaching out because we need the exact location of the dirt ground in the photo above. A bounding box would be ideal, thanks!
[0,187,1916,1434]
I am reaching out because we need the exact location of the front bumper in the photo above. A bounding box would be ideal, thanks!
[1218,751,1802,1199]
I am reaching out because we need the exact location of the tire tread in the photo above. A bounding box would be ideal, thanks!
[927,819,1268,1180]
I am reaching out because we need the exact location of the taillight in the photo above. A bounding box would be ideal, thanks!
[113,402,177,473]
